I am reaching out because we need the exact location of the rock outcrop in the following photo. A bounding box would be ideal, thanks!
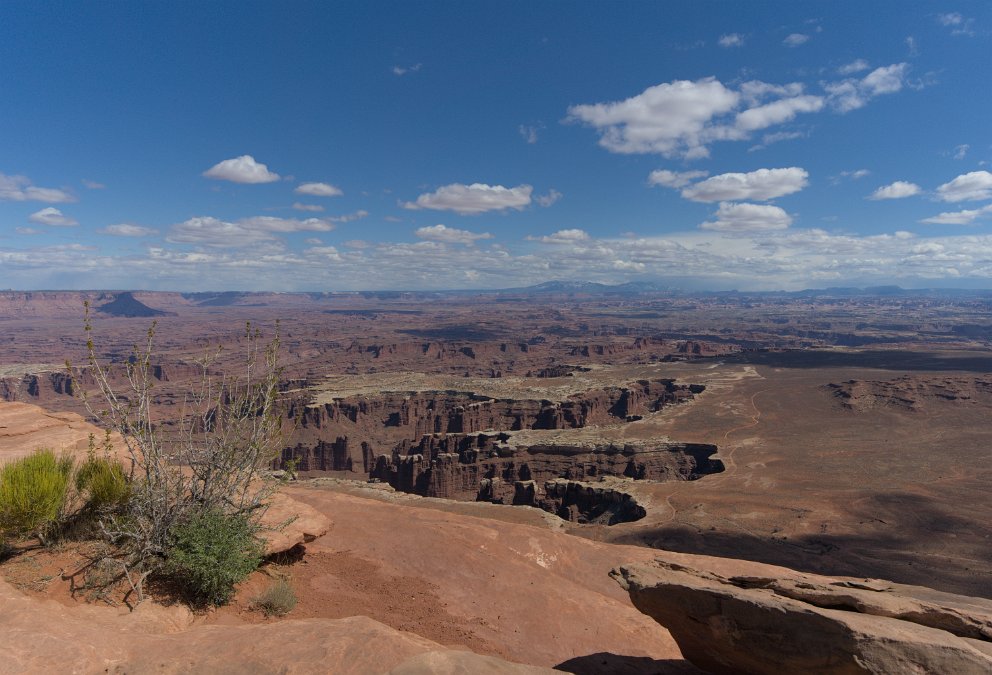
[0,578,553,674]
[614,556,992,674]
[282,379,704,474]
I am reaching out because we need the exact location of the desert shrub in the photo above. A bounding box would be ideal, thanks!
[72,307,284,603]
[164,508,265,606]
[0,449,74,542]
[252,577,297,616]
[75,456,131,510]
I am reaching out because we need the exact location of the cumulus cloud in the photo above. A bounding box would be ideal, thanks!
[402,183,533,214]
[567,77,741,158]
[838,59,870,75]
[718,33,744,48]
[414,224,494,245]
[295,182,343,197]
[681,167,808,202]
[648,169,709,189]
[700,202,792,231]
[839,169,870,181]
[99,223,159,237]
[570,67,909,159]
[867,181,921,200]
[936,171,992,202]
[0,173,75,203]
[29,207,78,226]
[202,155,280,184]
[937,12,974,36]
[825,63,908,112]
[783,33,810,47]
[167,215,335,247]
[529,229,591,244]
[735,95,824,131]
[536,189,562,207]
[293,202,325,212]
[920,204,992,225]
[953,144,969,160]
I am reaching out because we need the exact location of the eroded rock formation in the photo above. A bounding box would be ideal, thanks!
[614,556,992,674]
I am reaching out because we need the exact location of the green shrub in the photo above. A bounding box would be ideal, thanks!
[164,508,265,606]
[0,450,74,540]
[75,456,130,510]
[252,577,297,616]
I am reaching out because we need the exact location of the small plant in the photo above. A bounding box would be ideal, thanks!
[75,455,130,511]
[164,508,265,606]
[0,449,74,543]
[252,577,297,616]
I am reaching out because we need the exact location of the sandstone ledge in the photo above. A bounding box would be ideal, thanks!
[614,555,992,674]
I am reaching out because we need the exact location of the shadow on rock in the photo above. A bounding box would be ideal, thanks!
[554,653,705,674]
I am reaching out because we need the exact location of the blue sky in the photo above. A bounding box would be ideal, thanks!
[1,1,990,291]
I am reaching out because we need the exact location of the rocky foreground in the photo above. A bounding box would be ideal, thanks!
[3,400,991,673]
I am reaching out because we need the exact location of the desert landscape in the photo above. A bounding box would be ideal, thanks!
[2,288,991,673]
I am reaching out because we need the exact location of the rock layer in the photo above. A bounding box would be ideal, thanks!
[614,556,992,674]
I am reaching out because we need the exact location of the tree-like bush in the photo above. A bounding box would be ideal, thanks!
[0,449,74,543]
[164,508,265,606]
[72,305,284,604]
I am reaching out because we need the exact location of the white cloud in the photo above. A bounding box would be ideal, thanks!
[937,12,974,35]
[392,63,422,76]
[536,189,562,207]
[571,69,907,159]
[920,204,992,225]
[529,229,591,244]
[328,209,369,223]
[82,179,106,189]
[681,167,808,202]
[202,155,280,184]
[100,223,159,237]
[867,181,921,200]
[402,183,533,214]
[826,63,908,112]
[749,130,806,151]
[953,144,969,160]
[838,59,870,75]
[735,95,824,131]
[700,202,792,231]
[718,33,744,48]
[414,224,494,245]
[15,227,41,235]
[567,77,741,158]
[0,173,75,203]
[293,202,325,212]
[519,124,540,144]
[936,171,992,202]
[29,207,78,226]
[295,182,343,197]
[840,169,871,180]
[905,36,919,56]
[783,33,810,47]
[167,215,335,247]
[648,169,709,189]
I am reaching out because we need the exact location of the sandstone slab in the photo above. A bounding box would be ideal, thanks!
[614,556,992,674]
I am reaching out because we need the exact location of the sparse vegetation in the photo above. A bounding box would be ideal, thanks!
[75,452,131,511]
[0,449,74,544]
[164,508,265,606]
[64,304,285,606]
[252,576,297,616]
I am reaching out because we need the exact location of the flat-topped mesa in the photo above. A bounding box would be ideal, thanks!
[279,378,705,473]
